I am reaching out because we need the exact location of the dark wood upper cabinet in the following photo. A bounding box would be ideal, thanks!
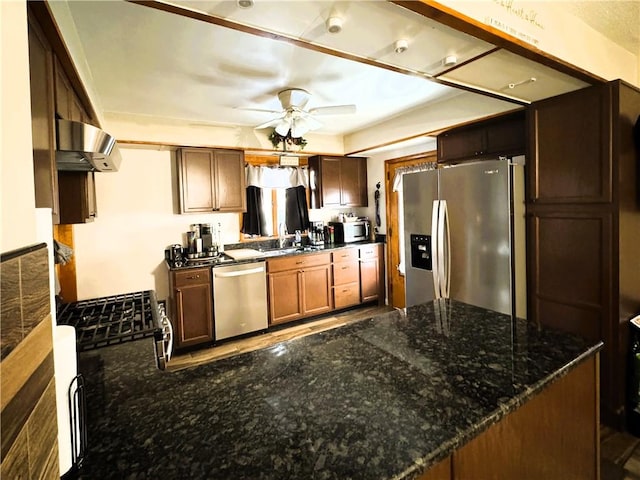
[54,56,90,124]
[528,86,611,204]
[58,171,97,224]
[28,13,59,224]
[308,155,368,208]
[178,148,246,214]
[437,110,526,163]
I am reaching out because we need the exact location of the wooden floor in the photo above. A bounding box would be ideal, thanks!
[169,306,640,478]
[602,426,640,480]
[168,304,395,372]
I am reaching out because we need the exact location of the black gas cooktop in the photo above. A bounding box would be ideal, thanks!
[56,290,161,351]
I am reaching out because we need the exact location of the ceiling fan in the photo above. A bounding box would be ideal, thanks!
[254,88,356,138]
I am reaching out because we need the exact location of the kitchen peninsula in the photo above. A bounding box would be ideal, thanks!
[75,300,601,479]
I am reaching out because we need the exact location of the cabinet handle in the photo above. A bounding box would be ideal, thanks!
[342,289,349,293]
[296,261,303,265]
[341,266,349,270]
[186,275,200,280]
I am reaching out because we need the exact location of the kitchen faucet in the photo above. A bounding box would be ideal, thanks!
[278,223,287,248]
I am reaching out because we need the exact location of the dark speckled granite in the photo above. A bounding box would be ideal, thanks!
[74,300,601,480]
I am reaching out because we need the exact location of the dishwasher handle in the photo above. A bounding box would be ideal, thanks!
[214,266,265,278]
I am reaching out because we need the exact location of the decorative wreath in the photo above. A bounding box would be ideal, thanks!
[268,129,307,151]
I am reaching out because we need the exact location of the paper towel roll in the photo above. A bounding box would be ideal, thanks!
[53,325,78,476]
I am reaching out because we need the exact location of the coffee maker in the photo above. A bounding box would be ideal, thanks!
[309,221,325,246]
[167,244,183,266]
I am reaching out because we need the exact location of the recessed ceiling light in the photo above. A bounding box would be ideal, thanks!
[237,0,254,8]
[394,39,409,54]
[326,16,343,34]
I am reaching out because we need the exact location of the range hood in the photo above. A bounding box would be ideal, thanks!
[55,119,121,172]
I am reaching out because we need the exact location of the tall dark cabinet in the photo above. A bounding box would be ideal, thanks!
[527,81,640,428]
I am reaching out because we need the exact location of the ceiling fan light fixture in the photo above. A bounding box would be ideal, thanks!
[291,118,310,138]
[326,16,343,34]
[394,39,409,54]
[237,0,254,8]
[275,121,291,136]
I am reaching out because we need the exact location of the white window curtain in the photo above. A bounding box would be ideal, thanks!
[393,162,436,276]
[246,165,309,189]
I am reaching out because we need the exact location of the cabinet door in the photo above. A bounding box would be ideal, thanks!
[214,150,246,212]
[320,157,343,207]
[28,15,59,223]
[175,283,214,348]
[268,270,303,325]
[340,157,368,206]
[58,171,96,224]
[437,127,485,162]
[528,85,611,204]
[178,148,216,213]
[360,257,379,303]
[302,264,332,316]
[54,57,71,119]
[485,112,526,156]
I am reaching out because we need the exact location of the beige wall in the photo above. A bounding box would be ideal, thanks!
[72,147,241,301]
[1,0,38,254]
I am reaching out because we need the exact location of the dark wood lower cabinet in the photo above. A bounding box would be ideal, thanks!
[417,355,599,480]
[169,268,213,349]
[359,244,383,304]
[267,253,332,325]
[268,269,303,324]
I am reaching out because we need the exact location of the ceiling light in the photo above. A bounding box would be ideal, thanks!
[326,16,343,34]
[237,0,254,8]
[442,55,458,67]
[394,39,409,54]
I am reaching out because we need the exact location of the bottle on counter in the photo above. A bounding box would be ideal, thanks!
[217,222,224,253]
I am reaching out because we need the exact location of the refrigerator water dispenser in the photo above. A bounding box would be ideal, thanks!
[410,234,432,270]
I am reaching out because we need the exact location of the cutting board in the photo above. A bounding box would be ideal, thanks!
[225,248,265,260]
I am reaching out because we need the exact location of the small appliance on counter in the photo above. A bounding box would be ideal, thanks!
[329,219,370,243]
[167,244,184,267]
[185,222,224,259]
[309,221,325,246]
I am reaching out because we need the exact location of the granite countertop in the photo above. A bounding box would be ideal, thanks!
[75,300,601,479]
[169,240,382,270]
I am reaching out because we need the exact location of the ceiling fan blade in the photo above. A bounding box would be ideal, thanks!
[301,115,323,130]
[239,107,284,115]
[255,117,284,130]
[308,104,357,115]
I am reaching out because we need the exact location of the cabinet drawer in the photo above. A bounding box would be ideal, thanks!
[267,252,330,273]
[332,247,359,263]
[173,268,211,288]
[359,245,379,259]
[332,261,359,285]
[333,283,360,309]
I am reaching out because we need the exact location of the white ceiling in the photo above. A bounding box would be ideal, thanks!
[57,0,628,146]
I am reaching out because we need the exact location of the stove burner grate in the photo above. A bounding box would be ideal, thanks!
[56,291,161,351]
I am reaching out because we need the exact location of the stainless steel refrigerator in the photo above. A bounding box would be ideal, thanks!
[403,157,526,317]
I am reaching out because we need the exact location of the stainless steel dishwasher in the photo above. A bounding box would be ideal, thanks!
[212,261,268,340]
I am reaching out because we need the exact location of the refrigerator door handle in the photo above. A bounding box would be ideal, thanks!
[431,200,441,299]
[437,200,446,299]
[441,200,451,299]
